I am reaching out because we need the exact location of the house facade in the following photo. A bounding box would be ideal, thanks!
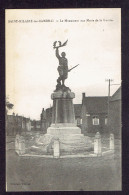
[81,93,108,134]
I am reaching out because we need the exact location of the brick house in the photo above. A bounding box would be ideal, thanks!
[81,93,108,134]
[108,87,121,137]
[74,104,82,128]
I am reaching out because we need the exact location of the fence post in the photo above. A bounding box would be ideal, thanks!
[15,134,20,154]
[18,136,25,155]
[35,132,40,144]
[110,133,114,150]
[53,138,60,158]
[94,132,102,156]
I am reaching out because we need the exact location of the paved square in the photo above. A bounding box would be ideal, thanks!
[6,137,121,191]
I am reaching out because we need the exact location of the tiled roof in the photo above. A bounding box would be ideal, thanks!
[74,104,82,117]
[83,96,108,113]
[110,87,121,101]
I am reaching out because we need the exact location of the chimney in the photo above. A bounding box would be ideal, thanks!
[82,93,85,99]
[82,92,86,104]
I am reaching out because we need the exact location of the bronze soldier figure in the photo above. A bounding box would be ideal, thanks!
[56,48,68,86]
[53,40,79,91]
[53,40,68,88]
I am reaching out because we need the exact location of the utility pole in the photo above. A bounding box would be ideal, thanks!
[105,79,113,125]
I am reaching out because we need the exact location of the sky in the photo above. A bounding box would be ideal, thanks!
[6,9,121,120]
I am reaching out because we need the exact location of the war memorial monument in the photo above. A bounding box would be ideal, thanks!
[15,40,114,157]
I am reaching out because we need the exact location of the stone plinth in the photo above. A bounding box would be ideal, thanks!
[51,91,75,124]
[47,123,81,135]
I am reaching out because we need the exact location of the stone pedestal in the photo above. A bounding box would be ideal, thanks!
[27,89,93,155]
[51,91,75,124]
[47,90,81,138]
[44,90,92,153]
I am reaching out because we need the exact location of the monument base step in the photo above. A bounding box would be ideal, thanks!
[47,125,81,134]
[32,133,93,153]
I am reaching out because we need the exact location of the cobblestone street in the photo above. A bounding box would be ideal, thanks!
[6,136,121,191]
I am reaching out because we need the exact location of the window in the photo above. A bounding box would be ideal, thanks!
[80,119,82,124]
[105,116,108,125]
[92,116,99,125]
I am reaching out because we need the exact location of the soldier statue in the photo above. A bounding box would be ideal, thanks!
[53,40,79,91]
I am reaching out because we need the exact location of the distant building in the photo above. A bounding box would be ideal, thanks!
[6,114,31,135]
[40,108,47,133]
[21,117,31,131]
[25,118,31,131]
[31,120,36,130]
[108,87,121,137]
[45,107,53,130]
[31,120,41,131]
[40,107,53,133]
[35,120,41,130]
[81,93,108,134]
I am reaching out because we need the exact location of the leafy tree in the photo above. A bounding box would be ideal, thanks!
[6,97,14,114]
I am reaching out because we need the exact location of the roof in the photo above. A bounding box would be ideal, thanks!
[110,87,121,101]
[83,96,108,113]
[74,104,82,117]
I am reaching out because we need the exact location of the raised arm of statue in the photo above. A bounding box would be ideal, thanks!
[55,47,60,59]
